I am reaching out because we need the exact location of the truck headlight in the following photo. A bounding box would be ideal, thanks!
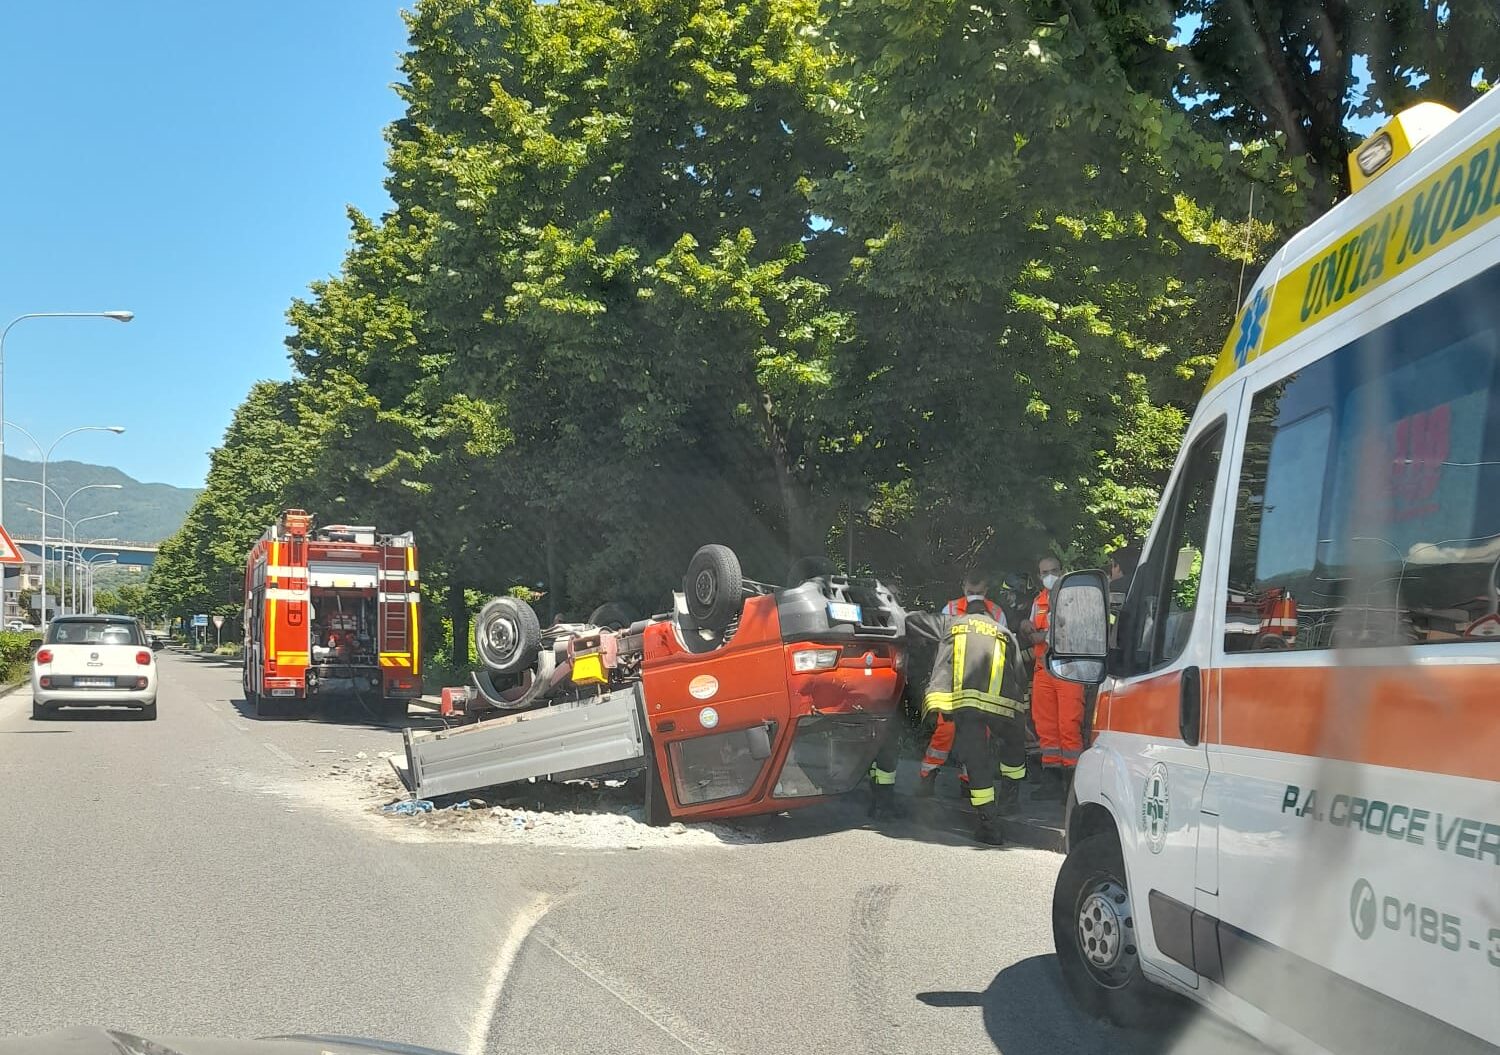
[793,648,840,672]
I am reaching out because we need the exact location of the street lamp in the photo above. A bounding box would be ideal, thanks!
[66,511,119,614]
[6,424,125,627]
[27,507,118,615]
[58,551,117,614]
[0,311,133,520]
[80,553,119,613]
[10,480,124,614]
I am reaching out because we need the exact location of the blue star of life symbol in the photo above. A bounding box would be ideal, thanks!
[1233,287,1269,368]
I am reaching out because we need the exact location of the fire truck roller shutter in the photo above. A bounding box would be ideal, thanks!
[307,561,379,589]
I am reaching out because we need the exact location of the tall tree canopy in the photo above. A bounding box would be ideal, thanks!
[150,0,1479,641]
[1179,0,1498,207]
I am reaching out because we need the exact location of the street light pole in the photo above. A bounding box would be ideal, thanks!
[6,480,123,609]
[80,553,119,613]
[0,311,133,524]
[6,424,126,627]
[26,507,119,616]
[63,511,119,615]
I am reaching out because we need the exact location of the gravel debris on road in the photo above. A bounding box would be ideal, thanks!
[302,753,758,850]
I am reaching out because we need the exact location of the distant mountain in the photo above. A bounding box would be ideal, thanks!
[1,456,200,545]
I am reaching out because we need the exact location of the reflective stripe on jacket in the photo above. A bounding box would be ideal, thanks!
[907,610,1027,720]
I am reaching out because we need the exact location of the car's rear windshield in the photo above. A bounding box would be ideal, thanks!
[45,620,142,646]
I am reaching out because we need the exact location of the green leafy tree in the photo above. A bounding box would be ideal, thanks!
[95,581,153,621]
[1178,0,1498,209]
[822,0,1259,577]
[288,0,866,630]
[148,382,319,621]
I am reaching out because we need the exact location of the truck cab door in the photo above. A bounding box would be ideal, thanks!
[1105,379,1241,989]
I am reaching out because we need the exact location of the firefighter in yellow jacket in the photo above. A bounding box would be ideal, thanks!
[904,605,1028,844]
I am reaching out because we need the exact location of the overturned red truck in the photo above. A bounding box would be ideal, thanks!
[242,510,423,718]
[403,545,910,824]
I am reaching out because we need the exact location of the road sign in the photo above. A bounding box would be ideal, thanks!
[192,614,209,627]
[212,615,225,629]
[0,524,24,565]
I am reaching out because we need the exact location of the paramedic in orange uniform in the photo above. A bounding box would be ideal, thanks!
[1022,553,1085,800]
[915,572,1006,797]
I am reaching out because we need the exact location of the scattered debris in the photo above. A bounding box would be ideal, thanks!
[303,753,756,849]
[382,799,435,815]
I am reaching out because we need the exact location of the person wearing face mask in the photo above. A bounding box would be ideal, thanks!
[1020,553,1085,801]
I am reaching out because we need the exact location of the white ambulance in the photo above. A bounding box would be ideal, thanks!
[1046,90,1500,1054]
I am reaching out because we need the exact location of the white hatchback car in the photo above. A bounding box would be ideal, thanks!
[32,615,160,720]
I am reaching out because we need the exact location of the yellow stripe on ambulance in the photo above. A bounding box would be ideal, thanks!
[1207,103,1500,392]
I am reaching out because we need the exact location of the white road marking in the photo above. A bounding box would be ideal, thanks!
[262,742,298,766]
[467,893,555,1055]
[536,928,732,1055]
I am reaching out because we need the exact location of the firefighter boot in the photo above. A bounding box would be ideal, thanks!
[995,778,1021,816]
[973,800,1006,846]
[1033,767,1068,801]
[915,775,937,799]
[869,782,902,820]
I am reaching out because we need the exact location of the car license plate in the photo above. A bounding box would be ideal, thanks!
[76,677,115,687]
[827,601,862,624]
[271,688,296,697]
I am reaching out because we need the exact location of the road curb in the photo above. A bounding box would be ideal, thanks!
[166,647,242,667]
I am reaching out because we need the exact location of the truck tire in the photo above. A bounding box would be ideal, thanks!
[381,697,408,721]
[588,601,638,631]
[1052,832,1163,1028]
[475,596,542,675]
[683,544,743,631]
[786,555,837,584]
[251,692,277,719]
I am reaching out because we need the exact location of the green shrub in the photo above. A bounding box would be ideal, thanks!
[0,630,39,684]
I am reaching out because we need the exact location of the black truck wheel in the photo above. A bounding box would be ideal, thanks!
[475,596,542,675]
[787,555,838,584]
[683,544,744,631]
[588,601,638,631]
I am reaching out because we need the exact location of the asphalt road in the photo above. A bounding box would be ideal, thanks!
[0,652,1266,1055]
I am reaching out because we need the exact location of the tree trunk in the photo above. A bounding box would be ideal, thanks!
[449,580,471,667]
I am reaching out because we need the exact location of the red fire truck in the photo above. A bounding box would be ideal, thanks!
[242,509,422,718]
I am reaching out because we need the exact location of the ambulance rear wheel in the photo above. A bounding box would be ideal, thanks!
[684,544,743,631]
[1052,832,1161,1028]
[476,597,541,675]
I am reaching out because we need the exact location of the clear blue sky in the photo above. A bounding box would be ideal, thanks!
[0,2,408,489]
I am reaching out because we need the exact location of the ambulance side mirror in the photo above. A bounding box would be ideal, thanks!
[1047,570,1108,685]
